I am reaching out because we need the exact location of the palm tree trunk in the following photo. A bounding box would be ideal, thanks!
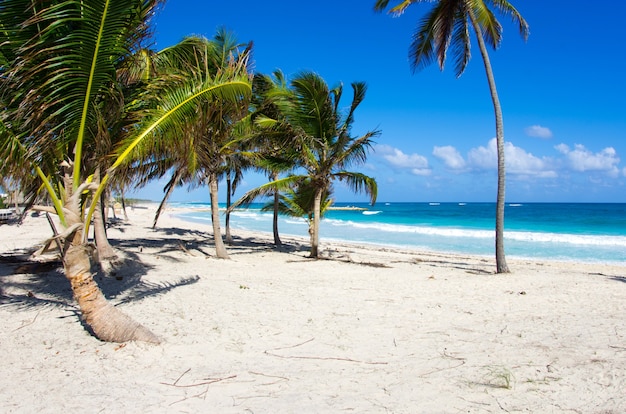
[469,11,509,273]
[61,197,159,343]
[153,171,182,229]
[93,196,117,260]
[209,173,229,259]
[120,188,129,221]
[310,187,322,258]
[225,172,233,245]
[271,172,282,248]
[93,169,117,261]
[64,241,160,343]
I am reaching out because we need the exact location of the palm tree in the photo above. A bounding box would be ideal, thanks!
[374,0,528,273]
[0,0,251,342]
[128,32,252,259]
[235,72,379,258]
[247,71,299,248]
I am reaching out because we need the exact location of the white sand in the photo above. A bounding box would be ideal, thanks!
[1,204,625,413]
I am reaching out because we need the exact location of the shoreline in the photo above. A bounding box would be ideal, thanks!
[1,203,625,412]
[170,206,626,267]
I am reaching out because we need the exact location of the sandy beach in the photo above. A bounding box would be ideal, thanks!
[1,204,625,413]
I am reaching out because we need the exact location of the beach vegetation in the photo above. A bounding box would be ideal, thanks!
[262,180,334,245]
[121,30,253,259]
[233,71,379,258]
[244,70,301,248]
[0,0,251,342]
[374,0,529,273]
[481,365,515,389]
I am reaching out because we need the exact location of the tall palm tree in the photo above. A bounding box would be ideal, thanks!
[374,0,528,273]
[248,70,299,248]
[235,72,379,258]
[0,0,251,342]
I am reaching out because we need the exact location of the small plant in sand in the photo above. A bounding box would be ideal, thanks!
[482,365,515,390]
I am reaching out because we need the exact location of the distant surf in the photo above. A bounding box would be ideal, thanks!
[362,211,382,215]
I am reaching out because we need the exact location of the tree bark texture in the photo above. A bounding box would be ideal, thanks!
[271,172,282,247]
[209,174,230,259]
[225,173,233,245]
[470,11,510,273]
[63,244,160,343]
[310,187,322,258]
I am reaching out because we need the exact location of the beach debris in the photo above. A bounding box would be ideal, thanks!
[264,338,388,365]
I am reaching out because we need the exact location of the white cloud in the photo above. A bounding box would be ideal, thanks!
[410,167,432,176]
[376,144,431,176]
[468,138,556,177]
[555,143,620,176]
[433,145,466,170]
[525,125,553,139]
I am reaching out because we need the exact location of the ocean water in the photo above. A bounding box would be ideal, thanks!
[175,202,626,264]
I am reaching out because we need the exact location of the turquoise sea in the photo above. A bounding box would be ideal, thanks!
[176,202,626,264]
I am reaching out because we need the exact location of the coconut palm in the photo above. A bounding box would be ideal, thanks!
[0,0,251,342]
[247,70,300,248]
[374,0,528,273]
[235,72,378,258]
[128,32,252,259]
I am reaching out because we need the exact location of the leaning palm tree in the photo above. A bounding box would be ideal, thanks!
[374,0,528,273]
[235,72,379,258]
[0,0,251,342]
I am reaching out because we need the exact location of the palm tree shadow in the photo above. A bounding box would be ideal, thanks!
[0,254,75,310]
[227,235,309,255]
[97,246,200,302]
[0,243,200,312]
[112,226,215,258]
[136,226,310,256]
[587,272,626,284]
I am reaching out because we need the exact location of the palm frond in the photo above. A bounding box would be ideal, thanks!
[451,8,472,76]
[410,10,440,72]
[333,171,378,205]
[231,175,304,210]
[472,1,503,50]
[488,0,529,40]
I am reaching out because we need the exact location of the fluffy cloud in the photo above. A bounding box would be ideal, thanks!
[555,143,620,176]
[433,145,466,170]
[467,138,557,177]
[525,125,553,139]
[375,144,431,176]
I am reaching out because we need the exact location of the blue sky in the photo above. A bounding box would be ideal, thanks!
[130,0,626,203]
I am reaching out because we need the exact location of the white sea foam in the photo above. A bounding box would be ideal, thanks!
[185,214,212,222]
[506,231,626,246]
[323,219,626,247]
